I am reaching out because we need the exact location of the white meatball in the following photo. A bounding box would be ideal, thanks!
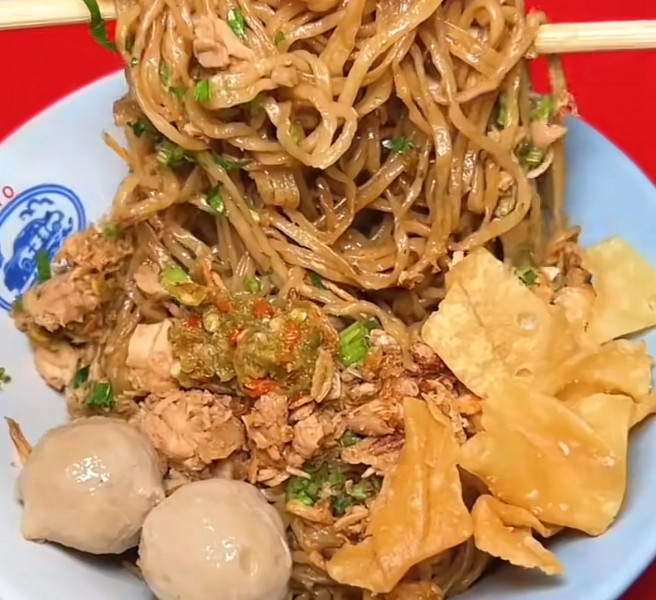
[19,416,164,554]
[139,479,292,600]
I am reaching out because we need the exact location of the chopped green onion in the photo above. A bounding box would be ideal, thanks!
[244,275,261,293]
[171,86,187,101]
[130,121,147,137]
[211,152,250,171]
[518,267,539,286]
[310,272,326,289]
[0,367,11,390]
[194,79,212,103]
[286,475,321,506]
[158,61,171,86]
[103,224,123,239]
[80,0,116,51]
[275,31,286,44]
[515,140,546,169]
[73,366,90,389]
[496,97,510,129]
[339,431,362,447]
[228,8,247,40]
[530,95,556,122]
[160,265,191,286]
[157,141,196,168]
[339,321,372,367]
[130,57,139,68]
[36,250,51,283]
[290,123,304,145]
[125,35,135,53]
[207,185,226,215]
[330,495,352,516]
[250,94,266,115]
[86,382,114,410]
[382,136,415,155]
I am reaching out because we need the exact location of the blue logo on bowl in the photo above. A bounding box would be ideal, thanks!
[0,184,86,311]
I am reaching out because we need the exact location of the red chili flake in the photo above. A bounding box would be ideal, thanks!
[253,299,274,319]
[244,379,274,398]
[215,299,234,313]
[230,328,246,347]
[186,314,202,330]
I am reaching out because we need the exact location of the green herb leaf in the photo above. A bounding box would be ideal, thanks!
[339,431,362,447]
[310,272,326,289]
[530,95,556,122]
[207,185,226,215]
[0,367,11,389]
[157,141,196,168]
[275,31,286,44]
[211,152,250,171]
[73,366,90,389]
[158,61,171,86]
[80,0,116,51]
[291,123,304,145]
[496,96,510,129]
[382,136,415,155]
[130,121,147,138]
[515,140,546,169]
[36,250,51,283]
[194,79,212,103]
[160,265,191,286]
[518,266,539,286]
[244,275,261,294]
[339,321,372,367]
[86,382,114,410]
[330,495,353,516]
[103,224,123,239]
[228,8,247,40]
[171,86,187,101]
[286,475,321,506]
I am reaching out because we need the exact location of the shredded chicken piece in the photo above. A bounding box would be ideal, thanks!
[33,340,80,391]
[341,434,404,475]
[346,380,381,403]
[136,390,245,471]
[5,418,32,465]
[21,270,104,333]
[347,397,403,437]
[192,15,255,69]
[286,499,335,525]
[243,392,294,461]
[57,228,133,272]
[126,320,177,394]
[292,414,326,460]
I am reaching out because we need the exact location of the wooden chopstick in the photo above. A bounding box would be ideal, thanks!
[1,1,656,56]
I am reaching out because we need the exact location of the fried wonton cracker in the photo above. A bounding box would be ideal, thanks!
[471,495,563,576]
[422,249,581,396]
[327,398,472,594]
[585,238,656,343]
[459,381,633,536]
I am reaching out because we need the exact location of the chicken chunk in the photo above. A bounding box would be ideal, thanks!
[346,397,403,437]
[57,228,132,272]
[136,390,245,472]
[21,270,105,333]
[33,341,81,391]
[192,15,255,70]
[292,414,326,460]
[242,393,293,461]
[126,320,177,394]
[340,435,404,475]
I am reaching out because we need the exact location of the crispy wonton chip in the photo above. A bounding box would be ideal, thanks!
[459,381,633,536]
[327,398,472,594]
[471,495,563,576]
[422,249,581,396]
[586,238,656,343]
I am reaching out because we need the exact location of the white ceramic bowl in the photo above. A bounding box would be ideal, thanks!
[0,72,655,600]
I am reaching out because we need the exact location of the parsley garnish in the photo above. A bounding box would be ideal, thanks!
[383,137,415,155]
[275,31,285,44]
[36,250,51,282]
[339,431,362,447]
[86,382,114,411]
[207,185,226,215]
[211,152,250,171]
[310,272,326,289]
[157,141,196,168]
[518,267,539,286]
[194,79,212,103]
[0,367,11,391]
[228,8,247,40]
[80,0,116,51]
[73,366,90,389]
[160,266,191,285]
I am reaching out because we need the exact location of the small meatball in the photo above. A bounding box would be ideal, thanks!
[19,417,164,554]
[139,479,292,600]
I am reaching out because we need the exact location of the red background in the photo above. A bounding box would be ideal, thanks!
[1,1,656,598]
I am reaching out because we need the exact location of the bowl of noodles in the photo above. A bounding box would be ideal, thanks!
[1,1,656,600]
